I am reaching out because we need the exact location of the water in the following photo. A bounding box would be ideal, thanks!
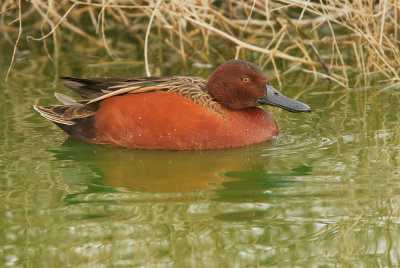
[1,43,400,267]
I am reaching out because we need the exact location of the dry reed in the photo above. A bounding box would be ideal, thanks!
[1,0,399,87]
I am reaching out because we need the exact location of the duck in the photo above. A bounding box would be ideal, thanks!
[33,60,310,150]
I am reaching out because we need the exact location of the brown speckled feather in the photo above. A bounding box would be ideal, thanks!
[34,76,224,126]
[81,76,223,114]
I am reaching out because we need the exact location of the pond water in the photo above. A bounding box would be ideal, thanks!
[1,43,400,267]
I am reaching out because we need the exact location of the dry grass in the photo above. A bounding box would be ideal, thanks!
[1,0,399,87]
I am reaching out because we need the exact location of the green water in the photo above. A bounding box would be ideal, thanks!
[1,44,400,267]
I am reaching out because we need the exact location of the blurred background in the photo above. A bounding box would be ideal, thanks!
[1,1,400,266]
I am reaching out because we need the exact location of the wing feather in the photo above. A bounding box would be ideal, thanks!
[34,75,223,126]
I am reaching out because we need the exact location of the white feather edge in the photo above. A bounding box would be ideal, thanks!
[33,105,75,126]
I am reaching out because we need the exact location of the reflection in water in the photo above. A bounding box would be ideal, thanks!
[53,138,281,194]
[215,166,311,203]
[46,139,333,267]
[214,166,311,221]
[3,49,400,266]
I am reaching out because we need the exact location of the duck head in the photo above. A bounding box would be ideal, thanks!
[206,60,311,112]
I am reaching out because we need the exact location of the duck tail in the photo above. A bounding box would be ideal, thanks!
[33,104,76,126]
[33,93,97,141]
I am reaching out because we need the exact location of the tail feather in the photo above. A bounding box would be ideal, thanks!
[33,105,75,125]
[33,102,97,142]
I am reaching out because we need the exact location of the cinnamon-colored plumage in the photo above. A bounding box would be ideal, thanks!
[34,60,310,150]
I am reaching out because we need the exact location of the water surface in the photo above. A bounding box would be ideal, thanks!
[1,44,400,267]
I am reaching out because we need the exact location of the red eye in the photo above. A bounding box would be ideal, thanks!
[242,77,250,83]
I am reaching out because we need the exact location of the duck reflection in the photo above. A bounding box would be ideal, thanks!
[53,138,283,194]
[52,138,312,222]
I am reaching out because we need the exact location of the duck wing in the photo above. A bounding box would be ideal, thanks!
[61,76,223,113]
[60,76,169,100]
[34,76,223,126]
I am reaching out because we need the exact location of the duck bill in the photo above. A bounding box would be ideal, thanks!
[259,85,311,113]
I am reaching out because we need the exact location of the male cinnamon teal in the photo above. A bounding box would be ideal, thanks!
[33,60,310,150]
